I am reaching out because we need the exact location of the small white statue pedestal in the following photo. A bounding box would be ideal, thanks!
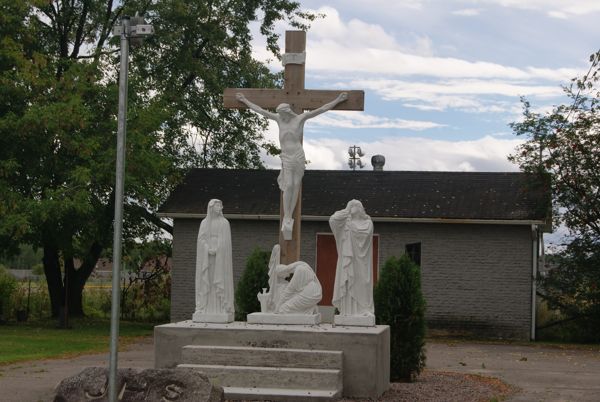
[334,314,375,327]
[247,312,321,325]
[192,311,234,324]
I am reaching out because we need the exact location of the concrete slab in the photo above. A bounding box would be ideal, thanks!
[178,363,342,390]
[334,314,375,327]
[181,345,343,369]
[224,386,341,401]
[154,321,390,398]
[247,312,321,325]
[192,311,234,323]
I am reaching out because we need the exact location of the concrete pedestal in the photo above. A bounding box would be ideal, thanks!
[334,314,376,327]
[247,312,321,325]
[154,321,390,398]
[192,311,234,323]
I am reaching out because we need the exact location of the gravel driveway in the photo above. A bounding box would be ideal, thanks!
[1,337,599,401]
[427,340,600,401]
[0,338,154,402]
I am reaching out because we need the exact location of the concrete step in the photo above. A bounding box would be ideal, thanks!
[224,386,341,401]
[181,345,343,369]
[177,363,342,391]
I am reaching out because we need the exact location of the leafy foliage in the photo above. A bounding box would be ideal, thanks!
[0,266,18,322]
[235,248,270,321]
[0,245,43,270]
[120,240,172,323]
[510,50,600,340]
[374,255,426,382]
[0,0,316,317]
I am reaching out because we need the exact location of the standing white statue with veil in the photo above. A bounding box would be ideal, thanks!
[193,199,235,323]
[236,92,348,240]
[330,199,375,326]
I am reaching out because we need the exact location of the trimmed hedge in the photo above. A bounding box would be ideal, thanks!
[374,255,426,382]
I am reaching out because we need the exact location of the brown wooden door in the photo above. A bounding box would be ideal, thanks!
[315,233,379,306]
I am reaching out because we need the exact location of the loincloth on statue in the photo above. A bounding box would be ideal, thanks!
[278,149,305,191]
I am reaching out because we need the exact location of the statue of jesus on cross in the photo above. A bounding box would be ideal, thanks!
[224,30,364,264]
[236,92,349,240]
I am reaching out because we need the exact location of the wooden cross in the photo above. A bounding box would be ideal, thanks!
[224,30,364,264]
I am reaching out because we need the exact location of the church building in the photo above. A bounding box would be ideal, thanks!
[159,167,551,340]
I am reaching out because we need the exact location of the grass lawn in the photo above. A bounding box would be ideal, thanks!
[0,318,154,366]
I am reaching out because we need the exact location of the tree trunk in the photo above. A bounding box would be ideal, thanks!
[64,257,85,317]
[67,281,85,317]
[43,244,63,318]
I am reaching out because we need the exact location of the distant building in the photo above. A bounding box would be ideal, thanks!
[159,169,551,340]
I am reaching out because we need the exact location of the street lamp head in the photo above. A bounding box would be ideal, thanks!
[112,13,154,45]
[130,24,154,37]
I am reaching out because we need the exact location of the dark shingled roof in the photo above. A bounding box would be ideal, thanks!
[159,169,550,222]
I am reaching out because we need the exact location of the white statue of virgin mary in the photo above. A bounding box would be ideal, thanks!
[193,199,235,323]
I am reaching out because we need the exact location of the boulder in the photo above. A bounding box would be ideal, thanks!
[53,367,223,402]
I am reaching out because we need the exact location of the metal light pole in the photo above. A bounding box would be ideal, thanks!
[348,145,365,170]
[109,14,153,402]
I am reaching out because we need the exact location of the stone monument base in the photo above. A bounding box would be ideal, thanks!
[192,311,234,323]
[154,321,389,399]
[247,312,321,325]
[334,314,376,327]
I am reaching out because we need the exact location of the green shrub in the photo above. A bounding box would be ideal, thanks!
[374,255,426,382]
[32,263,44,276]
[235,248,270,321]
[120,269,171,323]
[0,266,18,322]
[82,286,112,319]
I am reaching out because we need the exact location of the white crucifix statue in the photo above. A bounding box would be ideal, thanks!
[224,30,364,264]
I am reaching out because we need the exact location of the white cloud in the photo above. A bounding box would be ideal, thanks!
[547,10,568,19]
[452,8,482,16]
[308,111,444,130]
[467,0,600,17]
[261,118,523,172]
[351,78,562,112]
[253,6,581,83]
[305,135,523,171]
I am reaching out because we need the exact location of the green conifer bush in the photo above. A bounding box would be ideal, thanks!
[374,255,426,381]
[234,248,270,321]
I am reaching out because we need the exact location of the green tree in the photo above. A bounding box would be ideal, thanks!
[0,0,315,317]
[510,50,600,340]
[374,255,426,382]
[235,247,269,321]
[0,265,18,322]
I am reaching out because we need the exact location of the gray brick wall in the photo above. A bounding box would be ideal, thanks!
[172,218,532,340]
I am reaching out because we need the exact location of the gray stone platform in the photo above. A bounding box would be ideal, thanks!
[154,321,390,399]
[247,312,321,325]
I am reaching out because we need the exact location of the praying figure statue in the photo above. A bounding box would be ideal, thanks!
[193,199,235,323]
[329,200,375,325]
[236,92,348,240]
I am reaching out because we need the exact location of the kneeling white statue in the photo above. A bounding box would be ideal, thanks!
[250,244,322,324]
[192,199,235,323]
[329,199,376,326]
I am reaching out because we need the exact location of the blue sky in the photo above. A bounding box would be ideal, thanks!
[249,0,600,172]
